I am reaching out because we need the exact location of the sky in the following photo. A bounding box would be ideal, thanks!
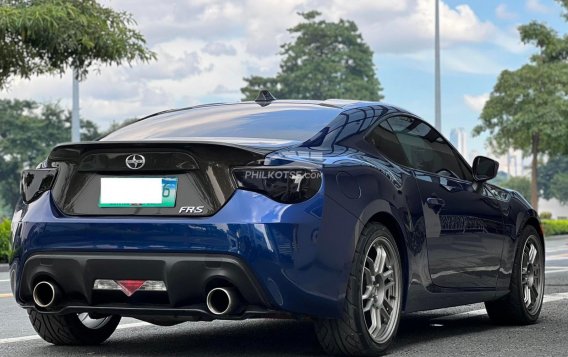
[0,0,566,159]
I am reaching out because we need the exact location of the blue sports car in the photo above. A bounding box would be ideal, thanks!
[10,91,544,355]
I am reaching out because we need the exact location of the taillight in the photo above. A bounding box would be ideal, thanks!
[232,167,322,204]
[21,168,57,204]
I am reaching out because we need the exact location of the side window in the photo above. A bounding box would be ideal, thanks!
[366,120,409,166]
[387,116,472,180]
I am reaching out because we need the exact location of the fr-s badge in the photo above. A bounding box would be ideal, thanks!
[179,206,204,214]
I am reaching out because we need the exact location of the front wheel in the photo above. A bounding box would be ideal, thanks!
[485,226,545,325]
[29,310,121,345]
[315,223,403,356]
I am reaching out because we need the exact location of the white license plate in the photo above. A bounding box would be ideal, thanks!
[99,177,177,208]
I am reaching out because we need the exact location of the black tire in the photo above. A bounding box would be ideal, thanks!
[485,225,544,325]
[28,310,121,345]
[315,223,403,356]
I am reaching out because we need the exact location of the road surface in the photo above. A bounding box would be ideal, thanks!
[1,235,567,356]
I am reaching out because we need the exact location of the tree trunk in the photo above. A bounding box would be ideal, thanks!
[531,132,539,211]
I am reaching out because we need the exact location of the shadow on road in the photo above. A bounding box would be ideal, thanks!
[22,313,512,356]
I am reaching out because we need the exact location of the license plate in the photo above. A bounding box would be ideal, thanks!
[99,177,178,208]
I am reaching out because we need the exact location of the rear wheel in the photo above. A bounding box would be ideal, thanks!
[29,310,120,345]
[485,226,544,325]
[315,223,403,356]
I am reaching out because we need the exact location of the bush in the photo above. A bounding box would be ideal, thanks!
[501,176,531,201]
[540,212,553,220]
[541,219,568,237]
[0,219,10,263]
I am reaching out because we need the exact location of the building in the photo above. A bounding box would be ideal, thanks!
[491,148,526,177]
[449,128,468,158]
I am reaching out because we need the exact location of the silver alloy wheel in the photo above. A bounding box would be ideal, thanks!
[361,236,401,344]
[77,313,112,329]
[521,235,544,314]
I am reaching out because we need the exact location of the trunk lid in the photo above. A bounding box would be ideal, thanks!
[47,141,272,216]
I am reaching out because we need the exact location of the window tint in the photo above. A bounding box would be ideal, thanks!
[387,116,471,180]
[367,120,408,165]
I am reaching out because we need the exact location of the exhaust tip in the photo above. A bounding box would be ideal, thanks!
[32,281,57,308]
[206,287,238,315]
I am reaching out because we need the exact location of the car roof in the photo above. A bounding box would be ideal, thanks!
[102,99,410,142]
[139,99,397,120]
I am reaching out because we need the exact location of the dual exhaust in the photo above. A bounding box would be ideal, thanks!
[206,287,240,316]
[32,280,241,316]
[32,281,60,309]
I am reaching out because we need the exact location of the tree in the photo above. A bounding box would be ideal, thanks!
[550,173,568,205]
[0,0,156,88]
[539,156,568,200]
[501,176,531,201]
[241,11,383,101]
[100,117,139,137]
[473,1,568,211]
[490,171,509,187]
[0,99,101,208]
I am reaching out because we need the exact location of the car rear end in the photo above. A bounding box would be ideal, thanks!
[9,139,357,322]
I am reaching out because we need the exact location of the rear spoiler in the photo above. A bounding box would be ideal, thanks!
[48,140,277,163]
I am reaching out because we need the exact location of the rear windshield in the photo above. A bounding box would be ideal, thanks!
[102,102,341,142]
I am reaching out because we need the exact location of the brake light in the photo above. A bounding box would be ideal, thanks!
[232,167,322,203]
[21,168,57,204]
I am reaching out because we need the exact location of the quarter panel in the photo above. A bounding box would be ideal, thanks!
[497,192,541,291]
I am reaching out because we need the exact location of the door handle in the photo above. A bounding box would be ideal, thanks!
[427,197,446,208]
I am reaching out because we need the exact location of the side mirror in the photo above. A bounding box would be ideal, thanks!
[472,156,499,182]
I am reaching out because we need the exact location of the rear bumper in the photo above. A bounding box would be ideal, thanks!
[11,188,361,319]
[17,252,279,320]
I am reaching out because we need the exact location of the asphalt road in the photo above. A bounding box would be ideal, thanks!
[1,236,568,356]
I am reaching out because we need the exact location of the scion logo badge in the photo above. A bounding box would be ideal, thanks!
[125,154,145,170]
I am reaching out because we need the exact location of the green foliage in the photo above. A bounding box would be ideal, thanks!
[541,219,568,236]
[501,176,531,201]
[100,117,139,137]
[0,0,156,87]
[540,211,553,220]
[539,156,568,200]
[0,99,101,208]
[518,0,568,64]
[473,1,568,209]
[550,173,568,205]
[241,11,383,101]
[489,171,509,186]
[0,218,10,263]
[473,63,568,156]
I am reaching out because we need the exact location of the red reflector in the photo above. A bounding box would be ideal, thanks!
[116,280,146,297]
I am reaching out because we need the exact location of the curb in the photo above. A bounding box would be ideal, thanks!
[0,264,8,273]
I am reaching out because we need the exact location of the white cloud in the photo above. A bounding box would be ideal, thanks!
[0,0,520,130]
[202,42,237,56]
[526,0,550,13]
[496,4,517,20]
[464,93,490,113]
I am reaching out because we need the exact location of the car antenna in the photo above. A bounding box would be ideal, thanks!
[254,90,276,106]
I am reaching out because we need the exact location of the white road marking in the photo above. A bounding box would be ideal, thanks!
[432,308,487,321]
[116,321,150,330]
[546,267,568,274]
[543,292,568,303]
[1,292,568,345]
[0,321,151,345]
[546,255,568,261]
[431,292,568,322]
[0,335,40,345]
[0,280,10,283]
